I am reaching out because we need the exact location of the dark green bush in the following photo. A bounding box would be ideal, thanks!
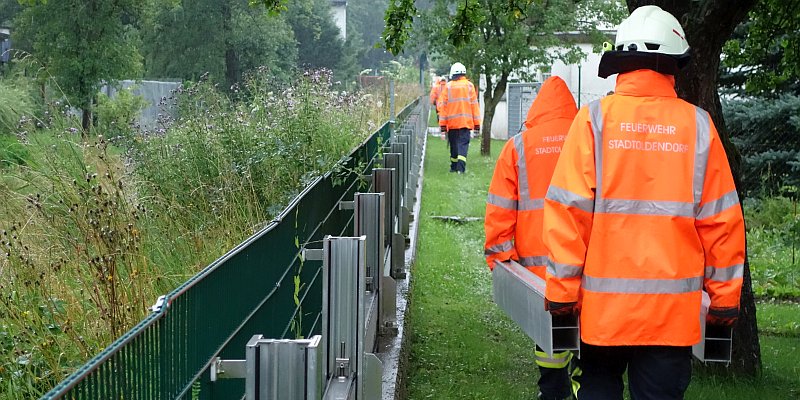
[724,95,800,197]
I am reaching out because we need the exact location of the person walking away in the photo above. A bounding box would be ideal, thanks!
[485,76,578,400]
[542,6,745,399]
[429,76,446,117]
[438,62,480,173]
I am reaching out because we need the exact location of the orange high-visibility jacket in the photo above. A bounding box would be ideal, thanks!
[543,70,745,347]
[429,80,446,107]
[438,76,480,131]
[484,76,578,279]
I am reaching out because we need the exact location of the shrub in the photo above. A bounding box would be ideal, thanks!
[724,95,800,197]
[95,86,148,144]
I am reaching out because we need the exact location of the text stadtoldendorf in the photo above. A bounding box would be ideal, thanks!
[610,122,688,153]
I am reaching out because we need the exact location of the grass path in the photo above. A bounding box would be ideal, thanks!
[405,136,800,399]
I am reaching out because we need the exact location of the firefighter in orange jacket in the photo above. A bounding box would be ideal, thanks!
[485,76,577,400]
[438,62,480,173]
[429,76,446,113]
[543,6,745,399]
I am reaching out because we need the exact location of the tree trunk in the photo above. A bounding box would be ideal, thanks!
[81,106,92,133]
[628,0,760,375]
[480,72,509,156]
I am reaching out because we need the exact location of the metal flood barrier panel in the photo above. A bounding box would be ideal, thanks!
[492,260,580,357]
[493,261,733,364]
[693,291,733,364]
[506,83,541,138]
[40,97,422,400]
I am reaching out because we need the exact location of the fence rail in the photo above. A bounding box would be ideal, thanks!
[42,97,424,400]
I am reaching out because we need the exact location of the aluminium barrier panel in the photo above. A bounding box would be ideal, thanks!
[41,98,422,400]
[693,291,733,364]
[492,260,580,357]
[494,260,734,363]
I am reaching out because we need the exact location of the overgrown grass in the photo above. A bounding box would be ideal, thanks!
[405,138,800,399]
[0,70,413,398]
[744,195,800,300]
[406,138,543,399]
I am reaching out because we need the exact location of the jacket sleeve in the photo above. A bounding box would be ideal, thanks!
[484,141,519,270]
[429,86,437,105]
[543,107,596,303]
[437,86,448,128]
[695,119,745,310]
[470,82,481,128]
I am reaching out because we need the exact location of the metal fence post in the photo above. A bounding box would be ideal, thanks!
[321,236,364,399]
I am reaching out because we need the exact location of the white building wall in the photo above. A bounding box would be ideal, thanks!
[551,43,616,109]
[331,4,347,39]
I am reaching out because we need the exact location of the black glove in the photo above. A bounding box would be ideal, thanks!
[440,126,447,133]
[545,299,577,317]
[473,125,480,132]
[707,306,738,326]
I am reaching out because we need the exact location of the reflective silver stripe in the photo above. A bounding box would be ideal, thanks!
[696,190,740,220]
[519,255,548,267]
[589,100,603,199]
[693,107,711,206]
[547,258,583,278]
[448,96,472,102]
[513,133,540,215]
[705,263,744,282]
[518,198,544,211]
[485,240,514,255]
[441,113,476,121]
[546,186,594,213]
[595,198,694,217]
[487,193,517,210]
[582,275,703,294]
[514,134,530,198]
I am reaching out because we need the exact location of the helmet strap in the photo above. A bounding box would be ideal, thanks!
[598,51,691,78]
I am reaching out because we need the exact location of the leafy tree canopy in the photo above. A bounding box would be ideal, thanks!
[142,0,297,86]
[721,0,800,96]
[15,0,143,129]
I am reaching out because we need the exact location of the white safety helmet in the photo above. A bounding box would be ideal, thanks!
[614,6,689,56]
[449,62,467,77]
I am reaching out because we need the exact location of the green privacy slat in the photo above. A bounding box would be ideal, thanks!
[40,98,420,400]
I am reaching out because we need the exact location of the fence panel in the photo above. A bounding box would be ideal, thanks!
[42,99,418,400]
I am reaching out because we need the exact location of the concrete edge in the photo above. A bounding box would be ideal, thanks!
[378,124,428,400]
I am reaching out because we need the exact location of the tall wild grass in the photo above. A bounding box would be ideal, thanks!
[0,68,413,397]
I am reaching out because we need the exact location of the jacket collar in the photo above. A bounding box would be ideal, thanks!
[614,70,677,98]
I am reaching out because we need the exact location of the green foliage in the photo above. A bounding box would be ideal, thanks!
[0,134,29,167]
[348,0,393,70]
[723,95,800,196]
[722,0,800,95]
[142,0,298,87]
[0,79,35,135]
[133,69,371,224]
[95,87,148,144]
[382,0,416,56]
[380,57,419,83]
[744,195,800,300]
[285,0,345,71]
[248,0,287,15]
[14,0,143,123]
